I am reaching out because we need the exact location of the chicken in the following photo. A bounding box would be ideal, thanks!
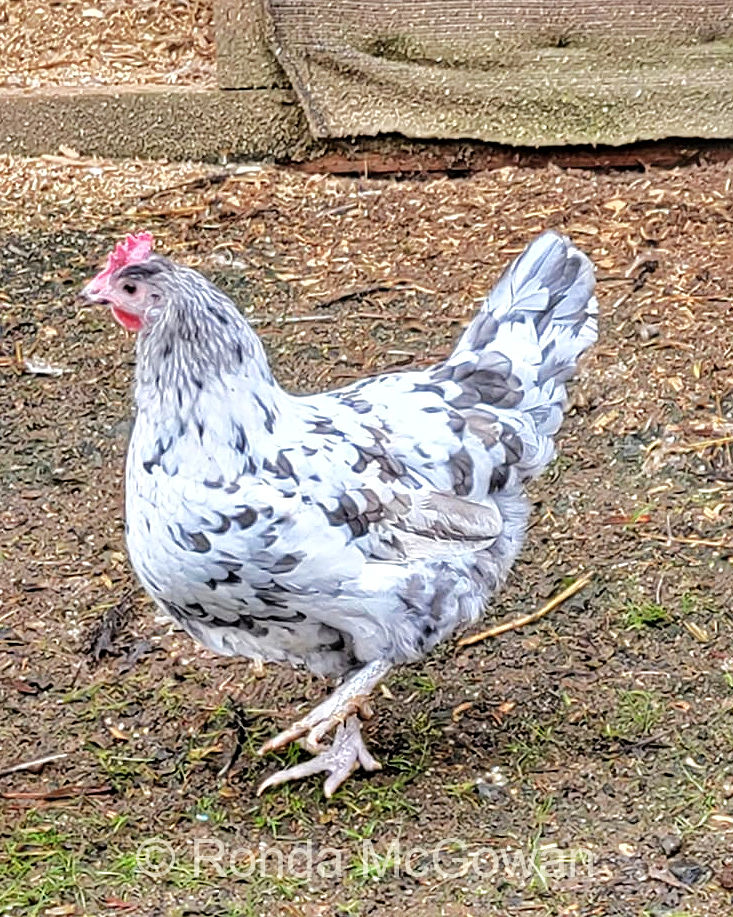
[81,230,597,796]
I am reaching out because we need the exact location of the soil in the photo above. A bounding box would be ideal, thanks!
[2,154,733,917]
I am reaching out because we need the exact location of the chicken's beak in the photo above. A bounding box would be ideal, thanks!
[79,279,110,305]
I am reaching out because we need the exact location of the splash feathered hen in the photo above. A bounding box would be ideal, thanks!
[82,231,598,795]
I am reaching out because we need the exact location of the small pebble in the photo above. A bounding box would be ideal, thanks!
[638,323,660,342]
[475,781,507,804]
[659,833,682,857]
[718,866,733,890]
[669,858,711,886]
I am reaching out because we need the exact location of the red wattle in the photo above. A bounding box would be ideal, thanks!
[112,306,144,333]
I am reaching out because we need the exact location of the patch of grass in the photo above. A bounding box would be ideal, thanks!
[378,711,436,779]
[220,874,310,914]
[340,772,420,819]
[348,845,399,883]
[187,794,231,827]
[409,710,438,737]
[63,681,136,719]
[103,849,141,885]
[506,717,557,774]
[672,760,717,835]
[604,690,663,740]
[639,748,717,837]
[674,791,717,835]
[103,840,220,894]
[107,813,130,834]
[341,820,378,842]
[444,780,477,799]
[0,818,88,916]
[526,795,556,893]
[641,912,695,917]
[628,503,655,524]
[680,588,721,622]
[155,682,187,717]
[187,879,349,917]
[252,780,313,835]
[88,745,156,790]
[622,601,670,630]
[410,673,438,695]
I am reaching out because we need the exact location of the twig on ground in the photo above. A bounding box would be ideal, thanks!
[635,532,728,549]
[646,865,698,891]
[458,572,593,647]
[1,784,113,801]
[316,278,435,308]
[673,435,733,453]
[0,752,68,777]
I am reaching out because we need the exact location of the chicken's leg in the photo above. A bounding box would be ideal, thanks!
[257,659,390,796]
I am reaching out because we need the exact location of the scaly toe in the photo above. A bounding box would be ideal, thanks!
[258,693,376,757]
[257,716,381,797]
[258,719,311,756]
[256,754,341,795]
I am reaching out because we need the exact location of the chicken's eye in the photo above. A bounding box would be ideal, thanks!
[122,282,137,295]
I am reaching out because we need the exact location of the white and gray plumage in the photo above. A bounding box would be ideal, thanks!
[81,230,598,796]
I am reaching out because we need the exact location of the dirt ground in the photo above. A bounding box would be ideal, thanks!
[2,154,733,917]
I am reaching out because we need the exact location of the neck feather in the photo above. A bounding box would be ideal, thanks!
[133,268,282,430]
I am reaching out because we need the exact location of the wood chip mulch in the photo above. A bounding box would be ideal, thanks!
[0,0,215,90]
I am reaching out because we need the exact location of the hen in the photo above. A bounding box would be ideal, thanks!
[82,230,597,796]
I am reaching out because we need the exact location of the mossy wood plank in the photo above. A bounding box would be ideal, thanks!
[0,87,309,161]
[265,0,733,144]
[214,0,286,88]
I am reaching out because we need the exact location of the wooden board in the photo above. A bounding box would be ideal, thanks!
[261,0,733,145]
[214,0,287,88]
[0,86,309,161]
[294,139,733,175]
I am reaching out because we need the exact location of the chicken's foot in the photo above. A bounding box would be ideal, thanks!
[257,658,390,795]
[257,715,380,797]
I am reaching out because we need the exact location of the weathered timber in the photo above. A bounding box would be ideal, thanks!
[293,139,733,175]
[262,0,733,145]
[214,0,286,89]
[0,86,310,161]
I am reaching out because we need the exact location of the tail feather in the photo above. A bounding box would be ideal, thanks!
[448,231,598,437]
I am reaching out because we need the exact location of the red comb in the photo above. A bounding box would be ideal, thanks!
[95,232,154,285]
